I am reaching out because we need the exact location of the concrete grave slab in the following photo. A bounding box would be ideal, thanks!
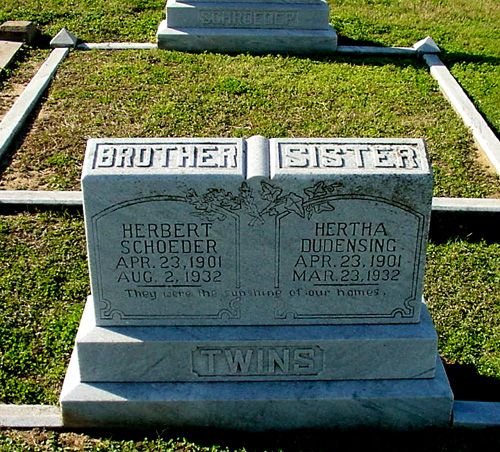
[0,40,22,70]
[0,404,62,428]
[82,137,432,326]
[453,401,500,428]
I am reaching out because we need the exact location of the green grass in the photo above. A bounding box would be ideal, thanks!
[327,1,500,135]
[0,0,164,42]
[1,50,498,196]
[0,0,498,137]
[0,212,498,406]
[0,211,87,405]
[425,241,500,378]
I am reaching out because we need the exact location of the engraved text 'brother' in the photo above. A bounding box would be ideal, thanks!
[93,144,238,169]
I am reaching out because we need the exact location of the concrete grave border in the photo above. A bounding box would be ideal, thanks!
[0,47,69,161]
[0,40,23,70]
[1,401,499,429]
[0,29,498,429]
[0,33,498,174]
[2,190,500,213]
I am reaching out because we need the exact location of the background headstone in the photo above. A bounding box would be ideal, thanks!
[157,0,338,54]
[0,21,38,45]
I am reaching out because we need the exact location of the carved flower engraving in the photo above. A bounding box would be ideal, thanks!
[184,180,342,225]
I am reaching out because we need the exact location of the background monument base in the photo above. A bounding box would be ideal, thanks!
[156,21,338,54]
[60,354,453,430]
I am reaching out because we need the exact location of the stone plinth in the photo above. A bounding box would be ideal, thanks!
[74,296,438,382]
[60,354,453,429]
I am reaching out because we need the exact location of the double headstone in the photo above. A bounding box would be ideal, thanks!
[60,136,453,429]
[157,0,337,54]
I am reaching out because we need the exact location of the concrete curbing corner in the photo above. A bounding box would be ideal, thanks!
[0,47,69,162]
[424,54,500,174]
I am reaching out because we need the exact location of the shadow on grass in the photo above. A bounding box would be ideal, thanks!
[64,425,500,452]
[336,35,385,47]
[430,210,500,244]
[446,363,500,402]
[442,52,500,66]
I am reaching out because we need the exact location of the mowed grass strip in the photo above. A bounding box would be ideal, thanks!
[0,211,87,405]
[0,50,498,197]
[0,212,498,405]
[1,0,497,135]
[425,240,500,380]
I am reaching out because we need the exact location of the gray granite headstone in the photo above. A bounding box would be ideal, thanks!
[60,135,453,430]
[156,0,337,54]
[82,136,432,326]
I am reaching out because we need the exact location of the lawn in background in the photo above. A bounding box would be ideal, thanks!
[0,0,498,135]
[0,50,498,197]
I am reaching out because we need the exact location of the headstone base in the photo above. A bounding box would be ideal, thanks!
[60,353,453,430]
[156,21,337,54]
[74,296,438,382]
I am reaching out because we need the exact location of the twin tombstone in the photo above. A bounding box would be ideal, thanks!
[60,136,453,429]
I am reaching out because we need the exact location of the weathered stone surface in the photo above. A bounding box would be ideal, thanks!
[82,137,432,326]
[0,21,38,44]
[165,1,331,30]
[453,401,500,428]
[75,296,438,382]
[0,40,23,70]
[60,353,453,429]
[157,23,337,54]
[157,0,337,54]
[50,28,78,49]
[62,134,451,431]
[0,405,62,429]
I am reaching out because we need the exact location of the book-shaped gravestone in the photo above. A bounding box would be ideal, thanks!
[82,136,432,326]
[60,136,453,430]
